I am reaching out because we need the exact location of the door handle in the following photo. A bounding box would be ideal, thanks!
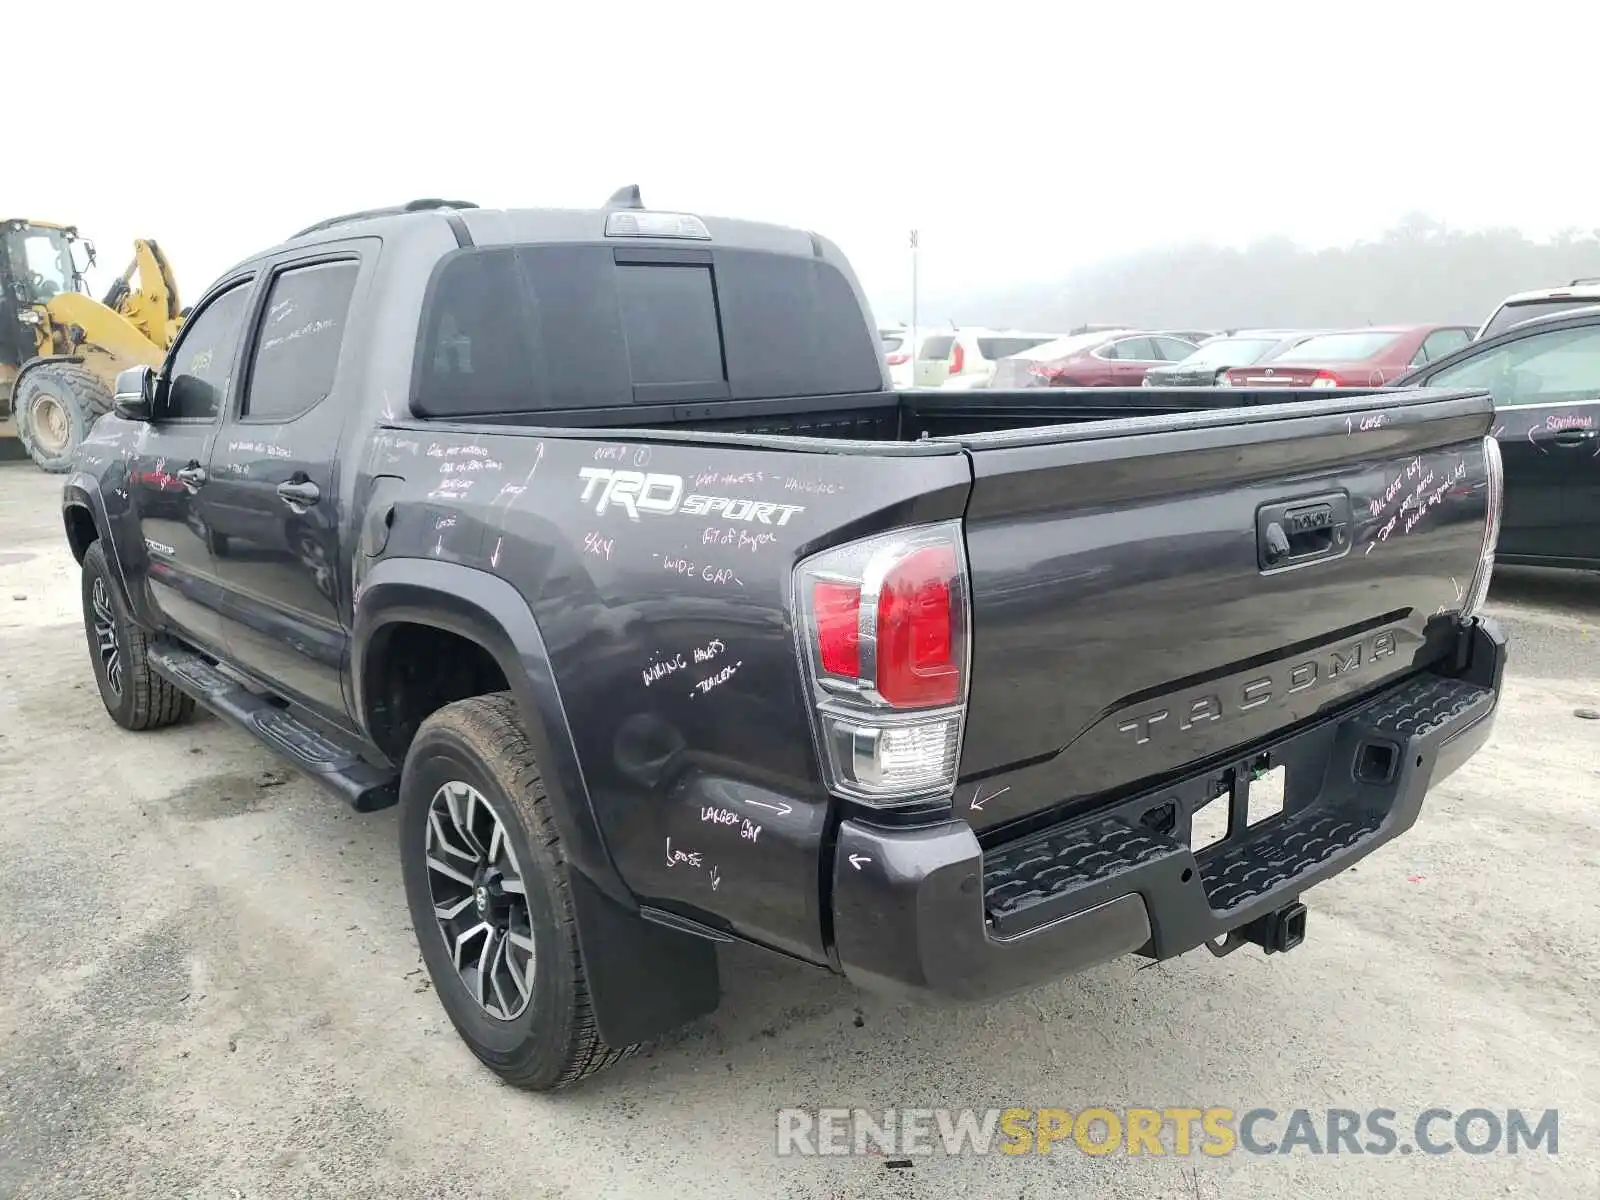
[176,464,207,488]
[1552,429,1597,446]
[277,478,321,507]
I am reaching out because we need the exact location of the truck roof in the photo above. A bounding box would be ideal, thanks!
[276,191,822,255]
[221,189,847,285]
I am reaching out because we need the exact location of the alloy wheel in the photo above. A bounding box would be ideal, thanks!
[90,576,123,697]
[424,781,536,1020]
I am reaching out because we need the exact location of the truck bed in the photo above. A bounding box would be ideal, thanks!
[442,385,1406,444]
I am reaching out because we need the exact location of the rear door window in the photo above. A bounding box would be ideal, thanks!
[243,260,360,420]
[918,335,956,361]
[1106,337,1157,361]
[1152,337,1198,361]
[1427,325,1600,407]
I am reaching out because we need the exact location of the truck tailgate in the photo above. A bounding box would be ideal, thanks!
[948,388,1495,835]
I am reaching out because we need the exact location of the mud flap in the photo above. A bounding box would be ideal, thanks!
[568,868,721,1046]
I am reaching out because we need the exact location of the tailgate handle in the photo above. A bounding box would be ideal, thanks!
[1257,493,1352,571]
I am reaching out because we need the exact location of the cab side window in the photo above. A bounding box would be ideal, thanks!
[164,283,253,420]
[1427,326,1600,406]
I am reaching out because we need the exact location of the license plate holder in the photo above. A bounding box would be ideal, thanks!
[1189,762,1288,855]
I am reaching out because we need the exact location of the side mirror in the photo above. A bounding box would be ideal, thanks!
[112,365,156,421]
[69,239,98,278]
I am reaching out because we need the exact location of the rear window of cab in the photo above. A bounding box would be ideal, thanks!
[412,244,883,416]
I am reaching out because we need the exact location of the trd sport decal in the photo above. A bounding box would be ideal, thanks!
[577,467,806,525]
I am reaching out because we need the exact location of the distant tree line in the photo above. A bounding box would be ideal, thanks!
[955,215,1600,332]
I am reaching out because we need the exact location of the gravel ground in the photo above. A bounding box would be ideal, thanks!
[1,460,1597,1200]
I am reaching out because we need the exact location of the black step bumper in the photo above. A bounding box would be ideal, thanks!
[829,618,1504,1002]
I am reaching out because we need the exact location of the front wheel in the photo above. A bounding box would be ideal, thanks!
[399,693,637,1090]
[80,540,194,731]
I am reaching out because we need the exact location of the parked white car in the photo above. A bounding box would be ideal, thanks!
[879,325,941,389]
[913,328,1065,388]
[1476,279,1600,339]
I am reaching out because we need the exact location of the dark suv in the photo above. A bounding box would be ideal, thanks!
[1397,306,1600,569]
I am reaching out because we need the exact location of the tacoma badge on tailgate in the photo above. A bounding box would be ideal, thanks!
[1116,628,1401,746]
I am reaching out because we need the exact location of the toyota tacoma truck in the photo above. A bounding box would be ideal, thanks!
[62,190,1506,1091]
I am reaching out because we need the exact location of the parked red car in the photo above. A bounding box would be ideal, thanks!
[1219,324,1474,388]
[990,329,1201,388]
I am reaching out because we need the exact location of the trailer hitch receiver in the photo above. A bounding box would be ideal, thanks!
[1242,901,1307,955]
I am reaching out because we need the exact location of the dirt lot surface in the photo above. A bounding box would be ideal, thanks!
[2,460,1597,1199]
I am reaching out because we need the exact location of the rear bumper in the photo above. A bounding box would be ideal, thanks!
[829,618,1505,1003]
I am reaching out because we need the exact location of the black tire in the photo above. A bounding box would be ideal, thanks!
[16,363,113,474]
[399,693,637,1090]
[80,540,195,731]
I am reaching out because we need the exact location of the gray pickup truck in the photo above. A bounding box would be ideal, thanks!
[62,191,1505,1090]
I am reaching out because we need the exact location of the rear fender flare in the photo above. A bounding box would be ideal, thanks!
[351,557,631,906]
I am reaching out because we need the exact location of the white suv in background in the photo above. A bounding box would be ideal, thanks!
[913,328,1064,388]
[1477,279,1600,339]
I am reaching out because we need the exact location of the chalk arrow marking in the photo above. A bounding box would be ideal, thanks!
[969,785,1010,813]
[744,799,793,816]
[848,854,872,870]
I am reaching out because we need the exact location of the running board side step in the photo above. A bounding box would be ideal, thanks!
[147,642,399,812]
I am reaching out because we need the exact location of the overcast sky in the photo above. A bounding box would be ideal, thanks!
[9,0,1596,325]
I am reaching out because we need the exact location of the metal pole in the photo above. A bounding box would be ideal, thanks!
[909,228,919,387]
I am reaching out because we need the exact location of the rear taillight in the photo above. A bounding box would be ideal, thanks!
[1216,373,1234,387]
[1462,435,1503,618]
[794,521,969,806]
[813,580,862,675]
[873,544,960,706]
[949,342,966,376]
[886,352,909,366]
[1311,371,1341,388]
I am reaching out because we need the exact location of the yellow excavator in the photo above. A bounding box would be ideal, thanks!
[0,218,184,472]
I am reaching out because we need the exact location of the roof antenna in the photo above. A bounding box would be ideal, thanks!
[606,184,644,210]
